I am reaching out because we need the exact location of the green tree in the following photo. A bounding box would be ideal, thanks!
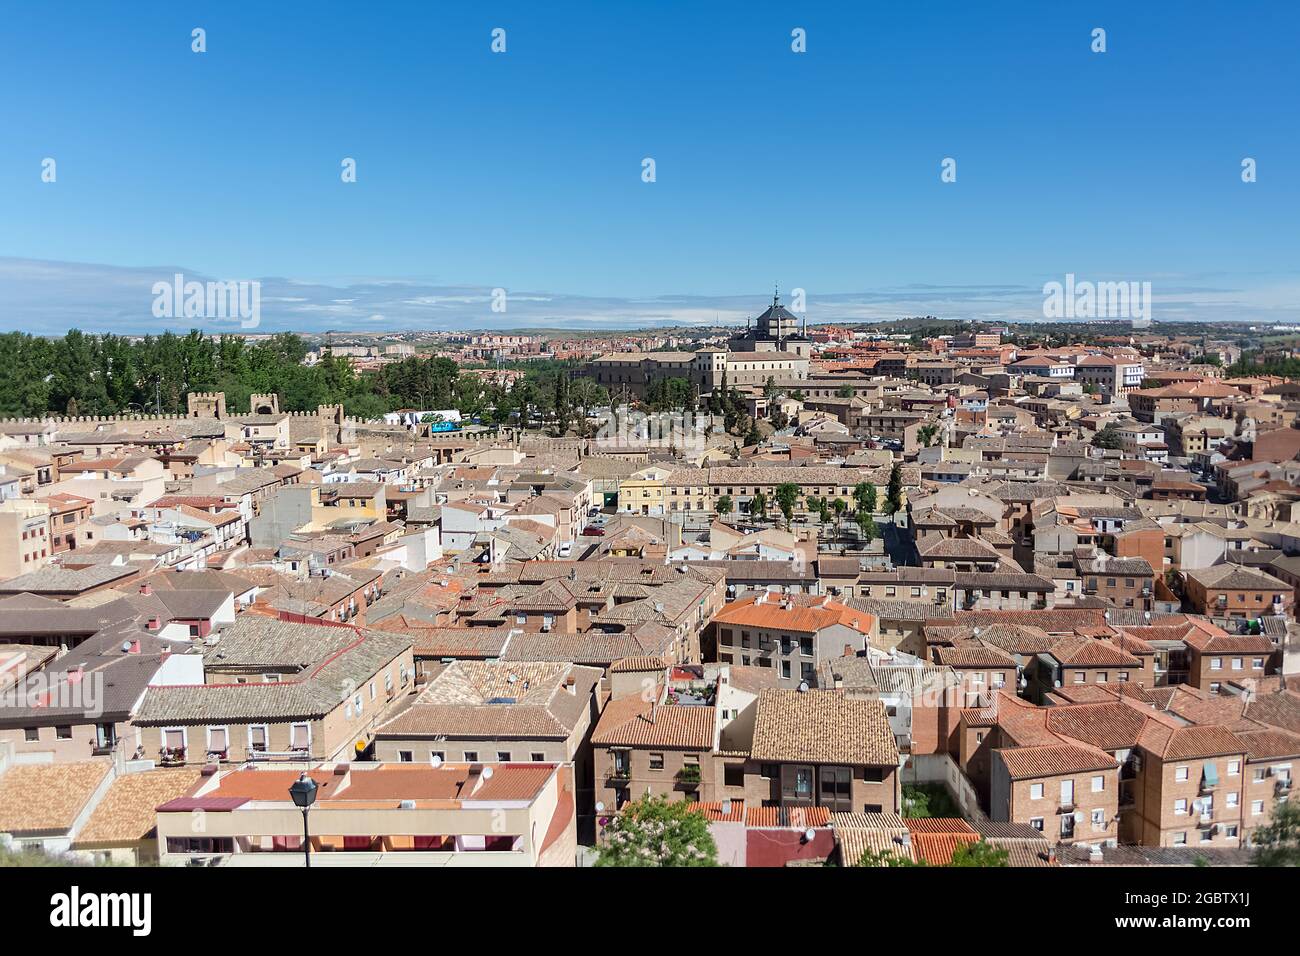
[1251,797,1300,866]
[749,492,768,522]
[775,482,801,528]
[716,495,733,520]
[856,847,925,867]
[596,794,718,867]
[948,841,1010,867]
[885,463,904,515]
[1092,423,1123,450]
[855,511,879,541]
[831,497,847,533]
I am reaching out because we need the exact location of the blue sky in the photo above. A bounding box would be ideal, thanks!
[0,1,1296,332]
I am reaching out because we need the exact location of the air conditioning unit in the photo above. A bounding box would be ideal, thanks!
[541,624,552,632]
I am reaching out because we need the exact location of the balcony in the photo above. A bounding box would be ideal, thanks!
[159,747,187,767]
[607,766,631,784]
[676,765,701,786]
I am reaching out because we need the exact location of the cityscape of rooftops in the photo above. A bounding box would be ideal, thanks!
[0,1,1295,927]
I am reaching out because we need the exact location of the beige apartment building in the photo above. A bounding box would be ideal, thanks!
[132,615,414,765]
[0,497,52,578]
[154,762,577,866]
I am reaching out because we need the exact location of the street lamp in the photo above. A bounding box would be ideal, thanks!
[288,772,318,868]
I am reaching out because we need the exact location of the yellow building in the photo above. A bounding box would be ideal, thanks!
[617,466,671,516]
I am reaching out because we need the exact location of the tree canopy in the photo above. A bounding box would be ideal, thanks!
[596,794,719,867]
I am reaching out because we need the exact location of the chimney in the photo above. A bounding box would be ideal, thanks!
[139,582,152,596]
[1088,844,1104,864]
[147,616,162,630]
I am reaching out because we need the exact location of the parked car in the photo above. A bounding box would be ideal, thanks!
[582,525,606,536]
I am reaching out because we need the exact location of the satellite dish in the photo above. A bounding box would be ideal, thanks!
[802,827,816,843]
[721,799,732,816]
[595,801,605,813]
[797,681,809,693]
[430,754,443,767]
[482,766,494,779]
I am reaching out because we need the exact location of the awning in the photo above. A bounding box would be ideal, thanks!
[1202,761,1219,786]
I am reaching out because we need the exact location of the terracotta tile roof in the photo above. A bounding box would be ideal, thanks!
[909,831,980,865]
[713,594,876,637]
[750,689,899,766]
[1136,717,1246,761]
[0,760,112,834]
[935,644,1018,668]
[609,656,668,673]
[375,660,602,740]
[1233,727,1300,761]
[1043,702,1150,751]
[694,801,746,822]
[997,743,1118,780]
[1046,635,1141,667]
[591,697,715,750]
[745,805,831,828]
[74,768,202,846]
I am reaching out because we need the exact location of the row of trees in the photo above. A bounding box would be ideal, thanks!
[715,465,904,539]
[0,329,612,428]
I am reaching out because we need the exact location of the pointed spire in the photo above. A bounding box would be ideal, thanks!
[773,282,780,307]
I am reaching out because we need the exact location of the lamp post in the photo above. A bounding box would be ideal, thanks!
[288,772,318,868]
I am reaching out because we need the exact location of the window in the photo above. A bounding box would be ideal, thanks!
[206,727,228,754]
[1060,779,1074,805]
[496,751,511,762]
[1226,792,1239,808]
[1029,817,1044,831]
[249,725,268,752]
[1091,775,1105,793]
[1232,658,1243,671]
[1210,658,1222,671]
[1252,800,1265,816]
[23,727,38,742]
[398,750,413,762]
[1174,798,1188,815]
[290,723,310,751]
[1200,828,1213,843]
[1253,658,1265,670]
[1091,808,1105,830]
[1224,825,1238,839]
[724,764,745,788]
[1227,760,1240,776]
[1118,672,1130,682]
[463,751,479,763]
[56,725,72,740]
[1173,832,1187,846]
[1073,673,1085,684]
[1175,766,1189,782]
[1030,783,1044,800]
[649,753,664,771]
